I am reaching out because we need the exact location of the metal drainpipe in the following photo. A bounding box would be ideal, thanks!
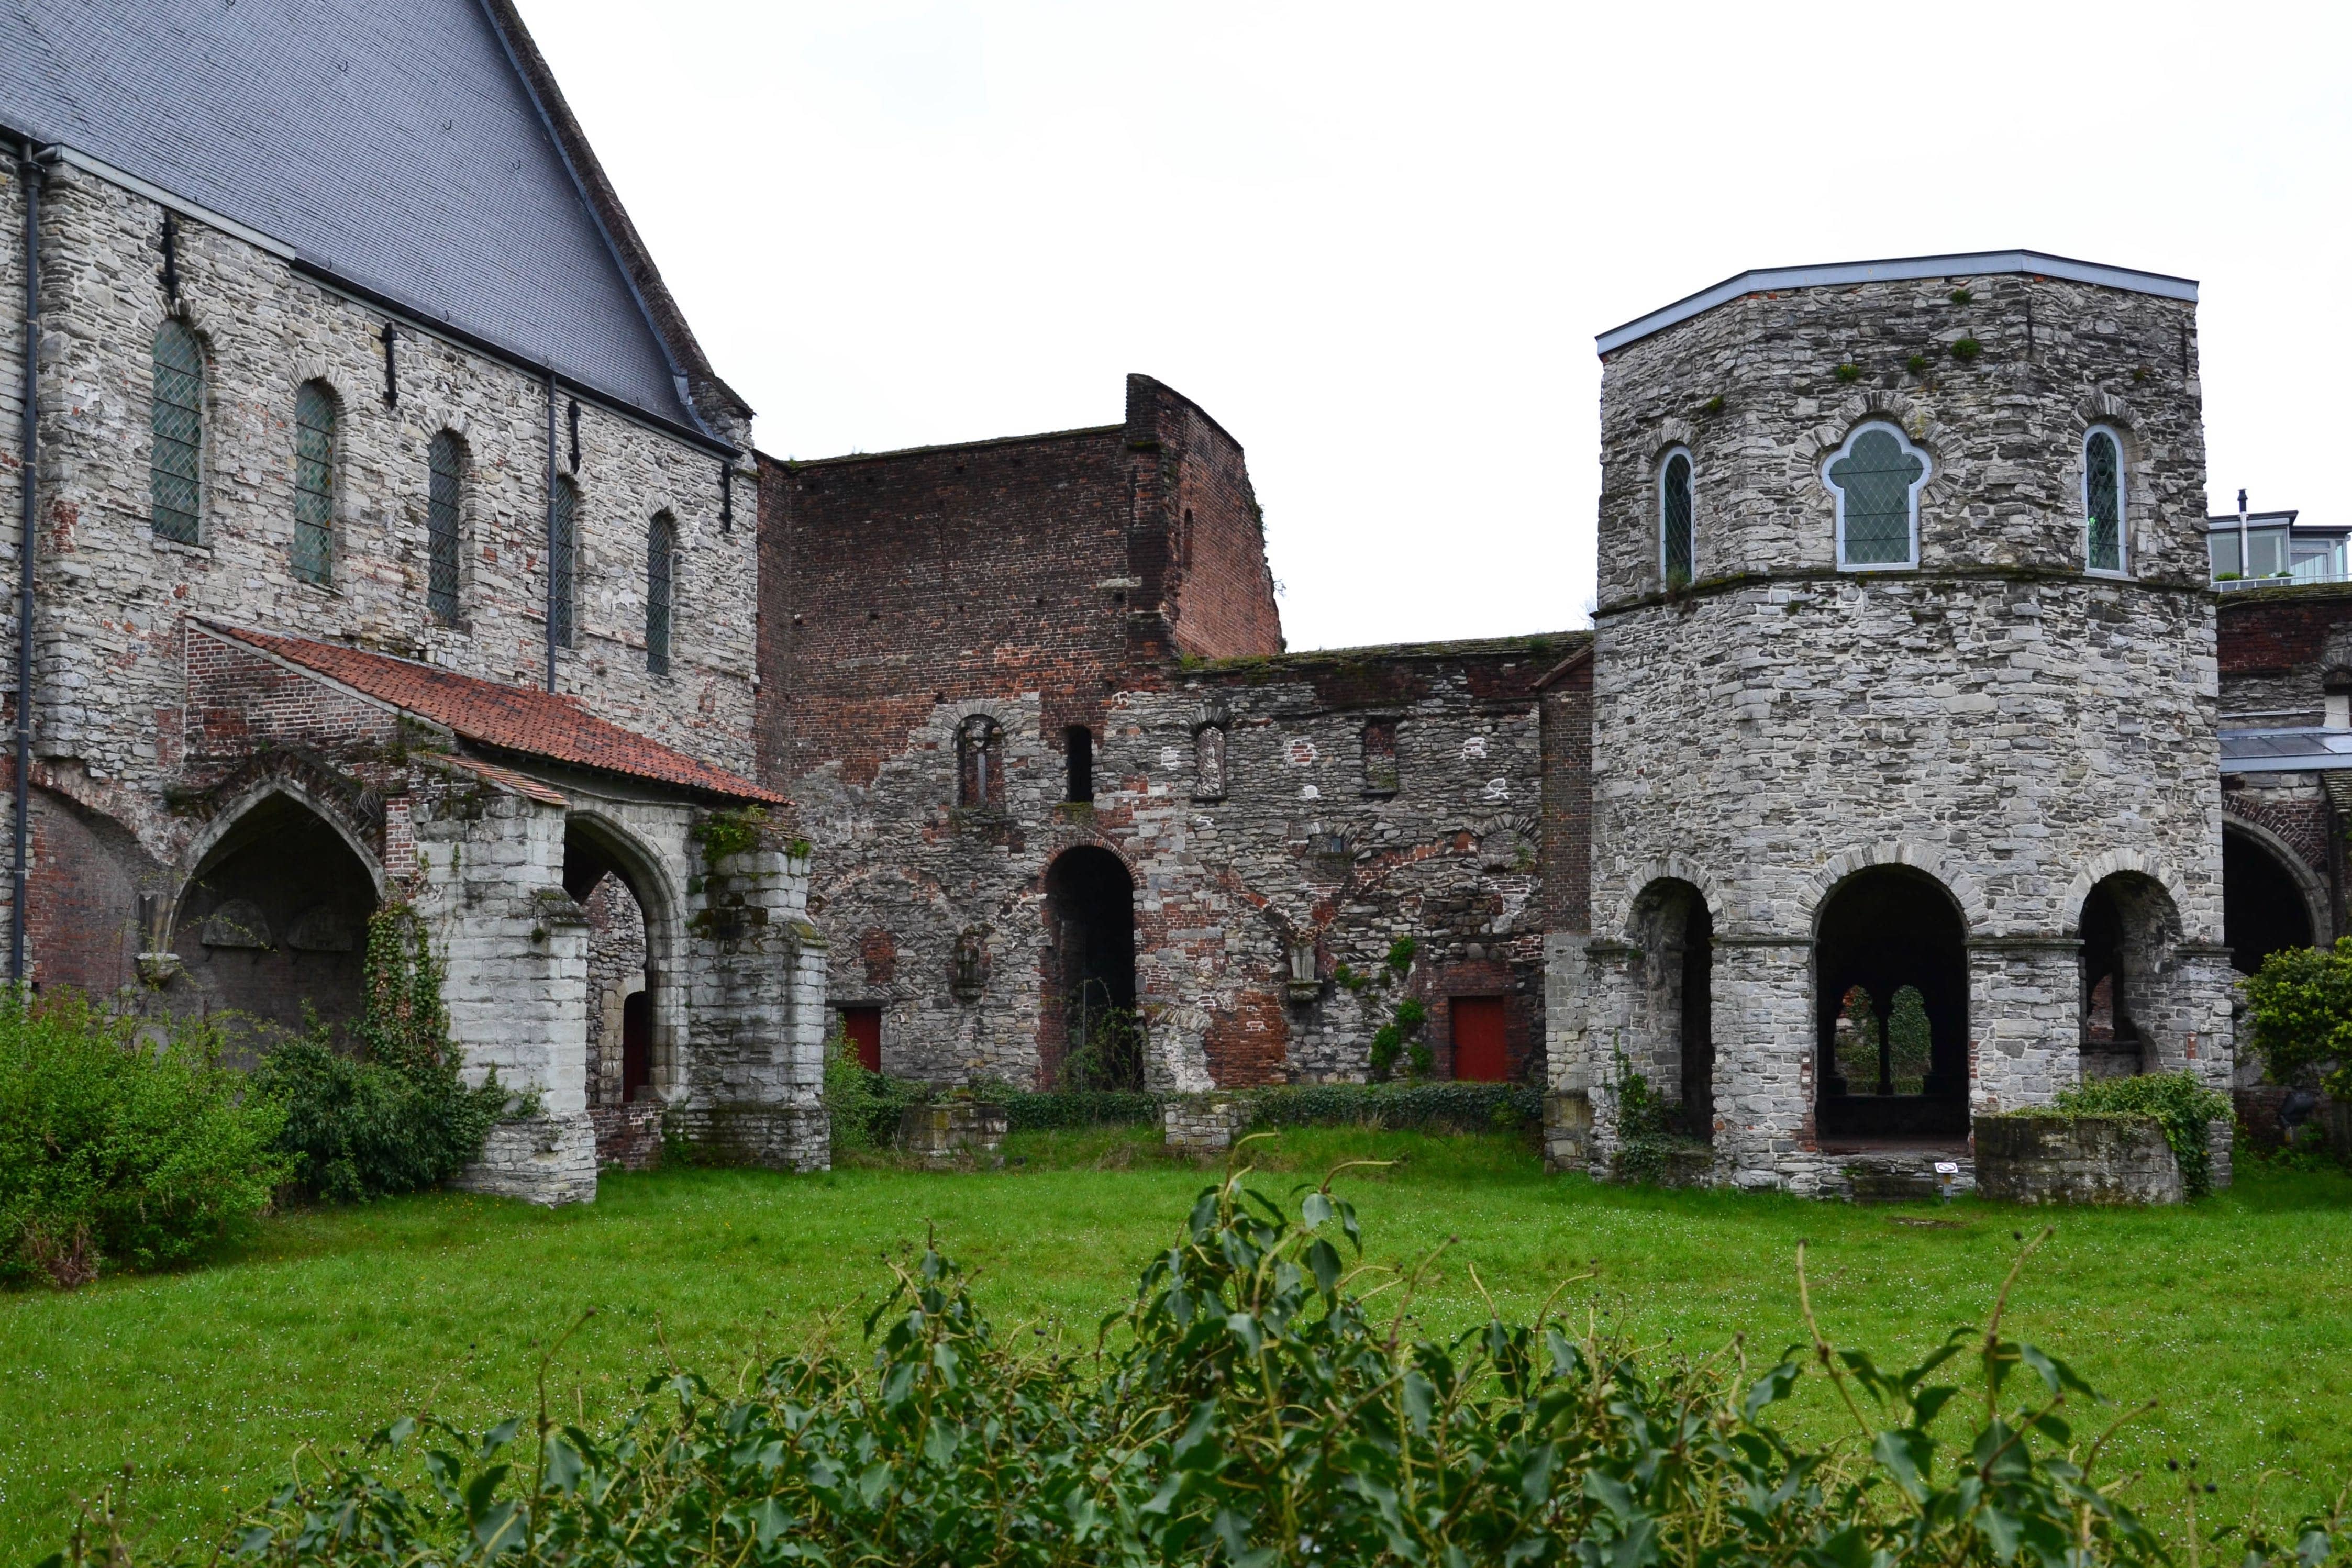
[10,143,40,985]
[545,371,558,693]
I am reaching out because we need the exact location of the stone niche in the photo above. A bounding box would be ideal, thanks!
[1973,1115,2189,1204]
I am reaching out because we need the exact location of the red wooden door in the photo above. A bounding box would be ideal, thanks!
[841,1005,883,1072]
[1451,996,1507,1082]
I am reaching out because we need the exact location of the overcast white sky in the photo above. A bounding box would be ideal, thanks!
[526,1,2351,652]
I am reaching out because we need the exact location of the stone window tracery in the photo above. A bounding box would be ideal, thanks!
[427,430,463,624]
[1658,447,1694,586]
[293,380,337,585]
[646,511,677,674]
[2084,426,2125,574]
[1824,421,1928,570]
[150,320,204,544]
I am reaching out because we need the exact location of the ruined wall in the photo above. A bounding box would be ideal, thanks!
[1582,265,2230,1193]
[0,159,757,984]
[796,635,1576,1092]
[2217,584,2352,723]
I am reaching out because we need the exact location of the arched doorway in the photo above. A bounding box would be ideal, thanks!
[1625,877,1713,1141]
[175,791,380,1037]
[2223,827,2317,975]
[1814,865,1968,1141]
[564,816,674,1104]
[2077,871,2185,1078]
[1042,846,1139,1088]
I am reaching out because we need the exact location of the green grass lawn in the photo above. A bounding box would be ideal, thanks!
[4,1128,2349,1562]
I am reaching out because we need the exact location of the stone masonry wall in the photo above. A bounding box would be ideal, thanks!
[0,159,758,981]
[1580,266,2231,1192]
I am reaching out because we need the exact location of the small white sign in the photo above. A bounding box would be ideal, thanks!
[1933,1161,1960,1176]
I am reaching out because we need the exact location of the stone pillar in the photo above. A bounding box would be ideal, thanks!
[1162,1092,1251,1155]
[1710,937,1813,1191]
[678,832,832,1170]
[1541,931,1593,1171]
[1967,939,2081,1116]
[2159,943,2239,1092]
[1579,940,1639,1173]
[413,765,597,1207]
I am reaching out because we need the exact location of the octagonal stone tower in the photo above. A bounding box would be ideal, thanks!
[1571,251,2234,1195]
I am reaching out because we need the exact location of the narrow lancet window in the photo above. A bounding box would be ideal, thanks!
[646,511,676,674]
[151,320,204,543]
[1064,725,1093,802]
[2084,427,2124,574]
[549,474,578,648]
[427,431,462,624]
[958,716,1001,808]
[1659,449,1693,586]
[293,381,337,584]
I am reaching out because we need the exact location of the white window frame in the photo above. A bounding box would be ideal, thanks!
[1823,420,1931,572]
[1657,444,1695,585]
[2081,424,2129,579]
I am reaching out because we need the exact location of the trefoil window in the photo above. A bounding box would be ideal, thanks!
[1825,421,1928,570]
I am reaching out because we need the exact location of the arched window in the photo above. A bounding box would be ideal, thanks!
[1658,448,1694,586]
[1193,724,1228,800]
[1825,421,1928,570]
[646,511,676,674]
[427,430,463,624]
[292,381,337,584]
[2084,426,2125,574]
[957,715,1002,808]
[549,474,578,648]
[150,320,204,543]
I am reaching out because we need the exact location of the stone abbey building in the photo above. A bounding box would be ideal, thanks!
[5,5,2343,1204]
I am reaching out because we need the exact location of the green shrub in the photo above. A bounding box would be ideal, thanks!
[969,1083,1160,1131]
[251,906,512,1204]
[2045,1072,2235,1198]
[2239,939,2352,1099]
[0,991,286,1287]
[823,1033,929,1156]
[133,1164,2334,1566]
[1247,1080,1540,1134]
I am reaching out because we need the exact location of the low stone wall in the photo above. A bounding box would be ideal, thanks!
[901,1102,1008,1169]
[590,1102,664,1172]
[1162,1094,1252,1155]
[453,1113,600,1207]
[1972,1115,2181,1205]
[1542,1091,1592,1173]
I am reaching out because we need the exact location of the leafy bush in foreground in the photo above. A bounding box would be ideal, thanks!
[251,906,511,1203]
[63,1143,2348,1564]
[0,990,286,1288]
[2240,940,2352,1099]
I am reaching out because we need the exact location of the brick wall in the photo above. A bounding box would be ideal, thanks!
[2218,585,2352,721]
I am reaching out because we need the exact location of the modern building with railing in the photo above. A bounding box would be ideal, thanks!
[2207,503,2351,590]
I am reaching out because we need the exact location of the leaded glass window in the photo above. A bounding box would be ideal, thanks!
[150,321,204,543]
[2085,428,2123,573]
[293,381,336,584]
[549,475,578,648]
[427,431,462,624]
[1827,424,1925,568]
[646,512,675,675]
[1660,449,1693,585]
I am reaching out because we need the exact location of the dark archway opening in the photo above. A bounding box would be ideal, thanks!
[567,822,660,1106]
[1043,846,1140,1088]
[2224,829,2315,975]
[177,794,378,1036]
[1626,877,1713,1142]
[2079,878,2137,1075]
[1814,865,1968,1142]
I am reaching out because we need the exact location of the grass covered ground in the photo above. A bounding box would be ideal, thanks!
[3,1127,2348,1561]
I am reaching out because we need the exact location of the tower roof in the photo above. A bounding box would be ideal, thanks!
[1597,250,2199,356]
[0,0,744,438]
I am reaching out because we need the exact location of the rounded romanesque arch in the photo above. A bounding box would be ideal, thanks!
[1041,845,1140,1089]
[1811,862,1970,1141]
[1799,842,1991,936]
[1625,877,1714,1142]
[562,810,687,1102]
[2059,849,2195,942]
[2221,820,2325,975]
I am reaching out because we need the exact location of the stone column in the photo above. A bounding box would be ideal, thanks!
[1541,931,1594,1171]
[678,831,832,1170]
[1579,939,1640,1173]
[412,765,597,1207]
[1967,938,2082,1117]
[1710,936,1813,1191]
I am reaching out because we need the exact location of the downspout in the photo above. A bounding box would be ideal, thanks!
[545,370,558,693]
[10,142,40,985]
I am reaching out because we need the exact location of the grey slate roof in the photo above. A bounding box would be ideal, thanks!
[0,0,698,430]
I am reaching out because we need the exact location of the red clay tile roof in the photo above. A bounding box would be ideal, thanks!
[205,621,784,804]
[428,753,571,808]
